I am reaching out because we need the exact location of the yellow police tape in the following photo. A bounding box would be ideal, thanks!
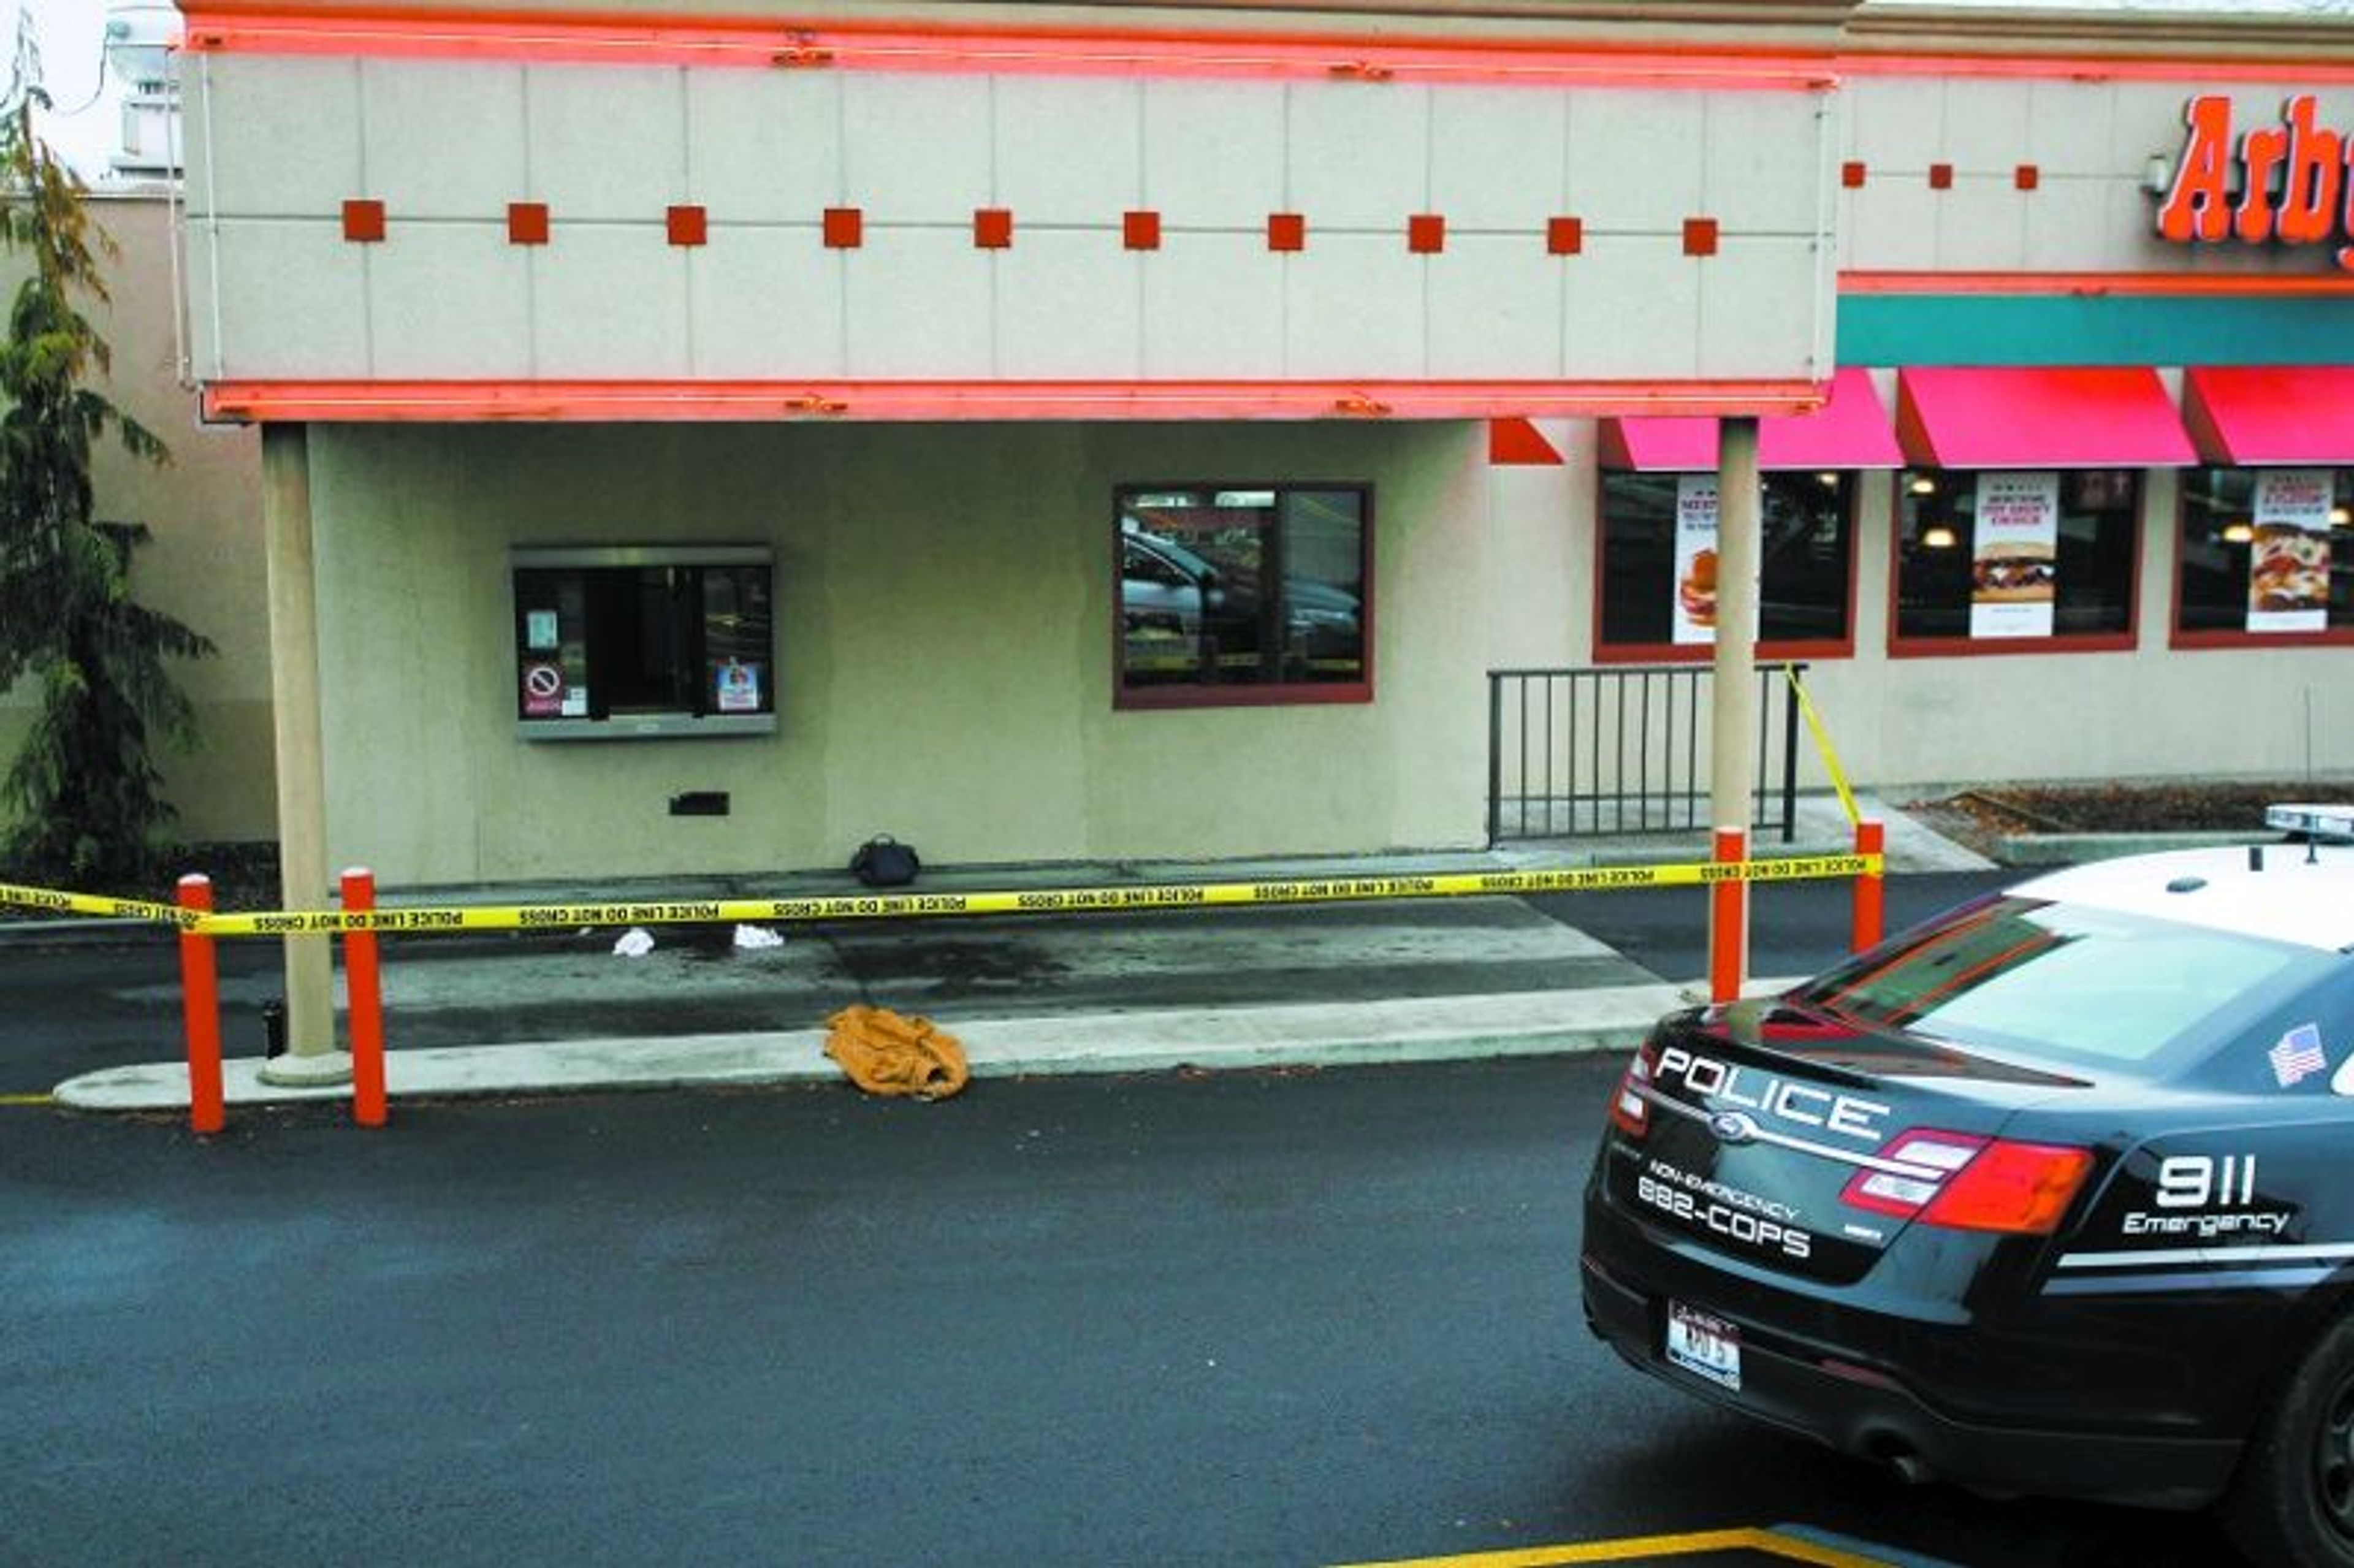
[1785,666,1862,830]
[2,853,1879,938]
[0,881,199,927]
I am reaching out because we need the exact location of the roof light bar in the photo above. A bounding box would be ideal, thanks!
[2267,803,2354,843]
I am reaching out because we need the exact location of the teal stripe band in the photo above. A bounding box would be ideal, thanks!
[1838,294,2354,367]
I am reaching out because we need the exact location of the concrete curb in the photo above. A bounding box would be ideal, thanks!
[53,985,1689,1112]
[1990,831,2267,868]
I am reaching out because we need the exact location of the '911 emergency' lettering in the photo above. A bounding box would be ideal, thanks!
[2156,1154,2258,1209]
[2120,1153,2290,1240]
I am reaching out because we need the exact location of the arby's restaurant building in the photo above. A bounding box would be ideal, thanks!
[159,0,2354,892]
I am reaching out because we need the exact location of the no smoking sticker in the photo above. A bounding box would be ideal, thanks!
[521,660,566,717]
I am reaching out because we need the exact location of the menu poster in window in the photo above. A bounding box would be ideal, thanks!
[1969,471,2059,639]
[2248,470,2332,634]
[1672,475,1720,646]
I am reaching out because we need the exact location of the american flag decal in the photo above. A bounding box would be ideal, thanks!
[2271,1023,2329,1087]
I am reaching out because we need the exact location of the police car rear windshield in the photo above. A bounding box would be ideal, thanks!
[1791,896,2336,1070]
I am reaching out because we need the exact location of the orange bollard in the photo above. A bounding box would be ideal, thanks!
[1852,818,1886,955]
[177,874,225,1136]
[1709,826,1747,1005]
[343,867,387,1128]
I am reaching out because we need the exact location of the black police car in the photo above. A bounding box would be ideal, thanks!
[1581,807,2354,1567]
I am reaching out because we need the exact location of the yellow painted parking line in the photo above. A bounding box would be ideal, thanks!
[1330,1525,1897,1568]
[0,1092,54,1107]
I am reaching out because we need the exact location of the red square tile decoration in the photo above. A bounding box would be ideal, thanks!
[1929,164,1954,190]
[1682,218,1718,257]
[666,205,707,246]
[1841,161,1867,189]
[974,208,1013,249]
[1407,214,1445,254]
[342,199,386,243]
[1547,216,1583,256]
[1123,210,1160,251]
[2015,164,2040,191]
[823,207,863,248]
[507,202,549,245]
[1267,212,1305,253]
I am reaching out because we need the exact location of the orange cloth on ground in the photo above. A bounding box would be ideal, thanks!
[822,1005,970,1100]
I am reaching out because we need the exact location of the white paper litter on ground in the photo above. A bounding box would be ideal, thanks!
[612,927,656,958]
[733,924,785,950]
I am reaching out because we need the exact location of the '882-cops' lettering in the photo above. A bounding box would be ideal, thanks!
[1636,1160,1813,1261]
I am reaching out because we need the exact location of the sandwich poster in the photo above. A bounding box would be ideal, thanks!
[2247,470,2331,634]
[1970,471,2059,639]
[1671,474,1719,646]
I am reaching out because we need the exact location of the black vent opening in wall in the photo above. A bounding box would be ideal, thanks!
[669,791,731,817]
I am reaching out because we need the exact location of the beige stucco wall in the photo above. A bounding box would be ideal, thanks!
[0,192,273,847]
[308,419,1491,885]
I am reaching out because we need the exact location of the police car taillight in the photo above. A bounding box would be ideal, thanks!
[1840,1130,2092,1235]
[1607,1045,1655,1139]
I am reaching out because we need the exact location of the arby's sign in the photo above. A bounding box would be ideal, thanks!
[2158,95,2354,268]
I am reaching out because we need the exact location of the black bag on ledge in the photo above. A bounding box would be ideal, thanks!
[850,834,921,888]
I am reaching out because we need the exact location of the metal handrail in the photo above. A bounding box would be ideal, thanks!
[1486,663,1805,843]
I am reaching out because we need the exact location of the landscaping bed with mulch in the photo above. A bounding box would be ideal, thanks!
[1910,780,2353,853]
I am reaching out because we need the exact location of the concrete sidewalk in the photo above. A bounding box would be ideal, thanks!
[45,793,1990,1114]
[56,984,1714,1111]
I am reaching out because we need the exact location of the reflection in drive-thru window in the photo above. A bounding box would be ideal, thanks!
[1115,485,1369,707]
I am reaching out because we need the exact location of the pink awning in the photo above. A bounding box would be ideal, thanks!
[2184,367,2354,465]
[1895,367,2196,470]
[1598,368,1904,473]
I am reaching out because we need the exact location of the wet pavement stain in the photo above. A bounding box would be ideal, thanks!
[829,936,1070,989]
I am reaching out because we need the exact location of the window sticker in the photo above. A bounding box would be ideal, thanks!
[715,658,763,714]
[525,609,560,651]
[521,660,565,718]
[2269,1022,2329,1087]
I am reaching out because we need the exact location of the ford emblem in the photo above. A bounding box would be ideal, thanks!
[1710,1111,1758,1144]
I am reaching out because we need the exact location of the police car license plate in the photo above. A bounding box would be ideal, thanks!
[1665,1302,1741,1391]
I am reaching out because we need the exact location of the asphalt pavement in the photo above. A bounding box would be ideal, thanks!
[0,1054,2235,1567]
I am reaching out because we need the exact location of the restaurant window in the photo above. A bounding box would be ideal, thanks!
[2176,468,2354,644]
[511,546,775,738]
[1894,470,2137,649]
[1116,485,1369,707]
[1596,471,1855,655]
